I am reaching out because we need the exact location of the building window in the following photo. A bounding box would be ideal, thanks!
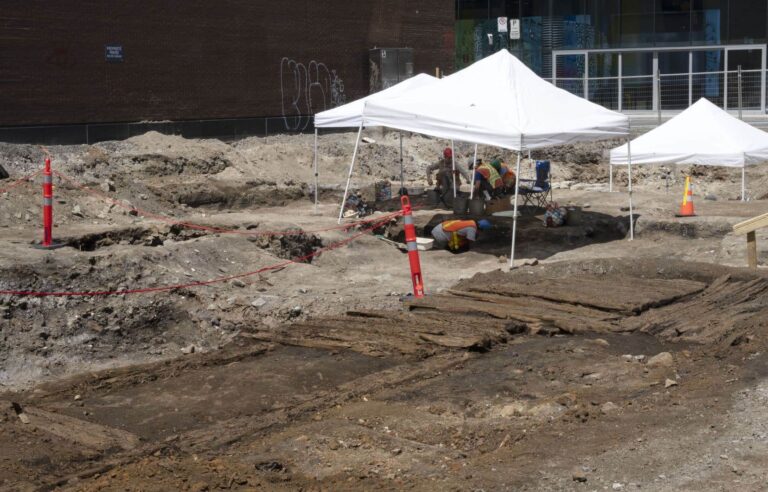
[521,0,551,77]
[588,0,621,48]
[691,0,726,45]
[655,0,692,46]
[457,0,489,20]
[620,0,655,47]
[728,0,767,44]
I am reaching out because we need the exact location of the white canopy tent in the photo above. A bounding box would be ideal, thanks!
[346,49,630,267]
[311,74,437,212]
[610,98,768,201]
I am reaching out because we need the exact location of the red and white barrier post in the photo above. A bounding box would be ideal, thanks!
[42,157,53,247]
[401,196,425,298]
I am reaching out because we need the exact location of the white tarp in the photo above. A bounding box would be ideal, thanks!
[361,50,629,150]
[610,98,768,167]
[314,74,437,129]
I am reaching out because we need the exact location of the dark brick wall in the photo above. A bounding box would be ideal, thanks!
[0,0,454,127]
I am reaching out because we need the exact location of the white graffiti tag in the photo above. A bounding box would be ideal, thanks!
[280,57,346,131]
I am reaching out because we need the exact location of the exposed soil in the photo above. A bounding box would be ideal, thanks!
[1,130,768,490]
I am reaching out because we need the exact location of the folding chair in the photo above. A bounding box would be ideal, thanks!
[519,160,553,210]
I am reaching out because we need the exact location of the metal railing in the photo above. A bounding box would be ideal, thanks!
[552,45,768,115]
[551,68,764,114]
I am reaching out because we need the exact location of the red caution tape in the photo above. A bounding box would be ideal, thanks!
[53,171,400,237]
[0,170,41,195]
[0,213,399,297]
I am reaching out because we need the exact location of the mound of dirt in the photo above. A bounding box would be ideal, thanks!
[86,131,236,176]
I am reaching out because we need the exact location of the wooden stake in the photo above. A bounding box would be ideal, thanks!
[747,231,758,270]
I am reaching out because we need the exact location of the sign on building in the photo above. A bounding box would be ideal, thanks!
[509,19,521,40]
[105,45,124,62]
[497,17,508,33]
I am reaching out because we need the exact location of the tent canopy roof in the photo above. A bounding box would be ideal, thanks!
[611,98,768,167]
[361,50,628,151]
[314,74,437,129]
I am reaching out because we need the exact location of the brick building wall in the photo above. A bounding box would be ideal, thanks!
[0,0,454,128]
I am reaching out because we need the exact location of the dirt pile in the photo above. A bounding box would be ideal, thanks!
[0,218,328,388]
[86,132,236,176]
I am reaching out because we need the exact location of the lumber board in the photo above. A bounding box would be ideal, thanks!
[747,231,758,270]
[733,212,768,235]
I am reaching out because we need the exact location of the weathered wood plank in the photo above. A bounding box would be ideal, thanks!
[747,231,758,270]
[734,212,768,235]
[464,277,706,314]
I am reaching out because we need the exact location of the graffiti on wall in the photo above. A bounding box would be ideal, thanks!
[280,57,346,131]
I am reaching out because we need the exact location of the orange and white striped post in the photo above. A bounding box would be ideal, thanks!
[401,195,425,298]
[42,157,53,247]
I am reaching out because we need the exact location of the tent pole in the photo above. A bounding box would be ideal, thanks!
[609,163,613,192]
[451,140,457,198]
[742,166,746,202]
[338,124,364,224]
[509,137,523,270]
[470,144,478,199]
[313,128,319,214]
[399,132,404,194]
[627,131,635,241]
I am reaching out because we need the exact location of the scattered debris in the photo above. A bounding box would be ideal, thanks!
[572,468,588,482]
[664,378,678,388]
[647,352,674,368]
[101,180,116,193]
[601,401,619,414]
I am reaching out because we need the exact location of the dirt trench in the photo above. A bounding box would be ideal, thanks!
[2,258,768,490]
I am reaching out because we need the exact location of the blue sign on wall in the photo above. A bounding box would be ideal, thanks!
[105,45,124,62]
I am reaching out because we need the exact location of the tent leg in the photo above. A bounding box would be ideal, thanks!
[451,140,457,198]
[627,135,635,241]
[399,132,404,195]
[509,149,523,270]
[609,164,613,192]
[742,166,746,202]
[338,124,364,224]
[470,144,478,199]
[313,129,319,214]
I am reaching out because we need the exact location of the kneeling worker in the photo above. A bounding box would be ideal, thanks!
[431,219,492,253]
[474,159,518,197]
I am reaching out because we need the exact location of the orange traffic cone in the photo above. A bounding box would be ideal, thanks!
[676,176,696,217]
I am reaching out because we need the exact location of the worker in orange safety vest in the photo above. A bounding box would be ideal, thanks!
[431,219,492,253]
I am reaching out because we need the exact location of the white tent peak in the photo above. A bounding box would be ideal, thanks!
[611,97,768,167]
[314,73,437,129]
[362,49,629,150]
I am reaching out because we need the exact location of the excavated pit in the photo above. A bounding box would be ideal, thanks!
[251,259,767,359]
[3,258,768,490]
[56,223,322,261]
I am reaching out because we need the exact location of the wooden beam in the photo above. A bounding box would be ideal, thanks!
[734,212,768,235]
[747,231,758,270]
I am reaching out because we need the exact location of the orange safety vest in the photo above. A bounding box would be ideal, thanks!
[500,165,516,187]
[442,220,477,251]
[476,162,503,189]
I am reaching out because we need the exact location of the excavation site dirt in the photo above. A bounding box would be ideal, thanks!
[1,130,768,491]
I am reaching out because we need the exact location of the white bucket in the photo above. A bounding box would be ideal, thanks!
[416,237,434,251]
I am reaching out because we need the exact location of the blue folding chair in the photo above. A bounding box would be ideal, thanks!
[519,160,553,210]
